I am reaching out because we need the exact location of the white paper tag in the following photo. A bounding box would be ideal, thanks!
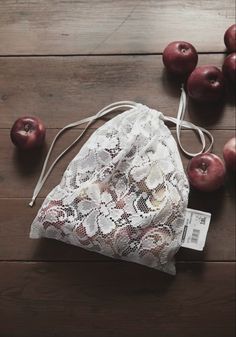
[180,208,211,251]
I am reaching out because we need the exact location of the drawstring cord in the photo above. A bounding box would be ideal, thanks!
[29,89,214,207]
[163,85,214,157]
[29,101,138,206]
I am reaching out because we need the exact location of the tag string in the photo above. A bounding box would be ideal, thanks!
[29,90,213,207]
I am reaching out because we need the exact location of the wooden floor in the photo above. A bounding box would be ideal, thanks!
[0,1,235,336]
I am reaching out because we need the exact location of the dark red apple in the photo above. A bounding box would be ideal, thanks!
[222,52,236,84]
[10,116,46,150]
[224,24,236,53]
[162,41,198,76]
[187,66,225,102]
[187,153,226,192]
[223,137,236,171]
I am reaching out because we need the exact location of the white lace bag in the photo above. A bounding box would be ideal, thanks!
[29,88,213,274]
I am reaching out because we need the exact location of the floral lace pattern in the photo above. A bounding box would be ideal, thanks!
[30,104,189,274]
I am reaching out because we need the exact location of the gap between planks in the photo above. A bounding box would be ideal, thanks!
[0,52,227,58]
[0,260,234,264]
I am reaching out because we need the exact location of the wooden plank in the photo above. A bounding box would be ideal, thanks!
[0,262,235,337]
[0,197,107,262]
[0,129,235,198]
[0,55,235,130]
[0,128,93,198]
[0,0,234,55]
[0,193,234,262]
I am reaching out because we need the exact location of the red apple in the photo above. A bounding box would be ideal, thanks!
[10,116,46,150]
[187,153,226,192]
[224,24,236,53]
[162,41,198,76]
[187,66,225,102]
[222,52,236,84]
[223,137,236,171]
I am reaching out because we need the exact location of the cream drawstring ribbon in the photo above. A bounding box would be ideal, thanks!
[29,101,138,206]
[29,90,213,207]
[163,85,214,157]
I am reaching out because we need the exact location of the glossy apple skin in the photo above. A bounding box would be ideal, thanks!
[162,41,198,76]
[224,24,236,52]
[187,66,225,102]
[187,153,226,192]
[222,52,236,84]
[223,137,236,171]
[10,116,46,150]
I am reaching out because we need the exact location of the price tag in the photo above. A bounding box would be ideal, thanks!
[180,208,211,251]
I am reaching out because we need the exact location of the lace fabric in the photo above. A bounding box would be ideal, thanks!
[30,103,189,274]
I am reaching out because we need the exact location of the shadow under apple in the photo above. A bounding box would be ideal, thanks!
[188,97,225,127]
[188,186,225,223]
[161,68,186,98]
[225,80,236,106]
[225,170,236,198]
[13,143,47,176]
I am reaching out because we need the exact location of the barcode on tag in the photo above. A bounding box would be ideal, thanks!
[191,229,200,244]
[181,208,211,251]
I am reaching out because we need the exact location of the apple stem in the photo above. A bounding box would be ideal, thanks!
[201,162,207,172]
[24,124,30,132]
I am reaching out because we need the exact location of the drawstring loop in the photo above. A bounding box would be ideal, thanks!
[29,91,214,207]
[163,85,214,157]
[29,101,138,207]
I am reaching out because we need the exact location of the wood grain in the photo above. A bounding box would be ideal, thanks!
[0,193,234,262]
[0,261,235,337]
[0,129,235,198]
[0,0,234,55]
[1,55,235,130]
[0,2,235,335]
